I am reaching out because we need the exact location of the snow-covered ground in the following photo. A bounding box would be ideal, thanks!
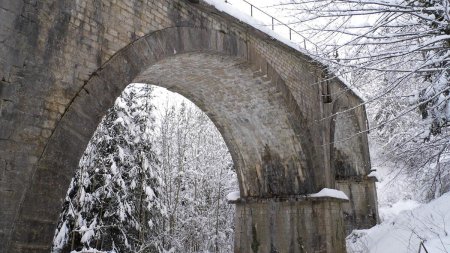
[347,192,450,253]
[346,140,450,253]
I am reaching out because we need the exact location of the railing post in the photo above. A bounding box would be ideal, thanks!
[250,4,253,17]
[289,28,292,40]
[272,17,274,30]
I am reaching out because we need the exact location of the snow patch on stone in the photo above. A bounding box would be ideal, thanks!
[368,171,378,178]
[309,188,349,200]
[226,191,240,201]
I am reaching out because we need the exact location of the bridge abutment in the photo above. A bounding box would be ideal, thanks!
[232,196,347,253]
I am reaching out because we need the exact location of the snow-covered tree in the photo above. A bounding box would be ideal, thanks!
[277,0,450,131]
[152,89,236,252]
[52,84,164,253]
[275,0,450,200]
[53,85,237,253]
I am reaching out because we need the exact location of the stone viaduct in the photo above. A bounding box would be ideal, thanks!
[0,0,378,252]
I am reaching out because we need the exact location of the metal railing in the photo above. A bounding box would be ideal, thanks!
[224,0,319,53]
[418,241,429,253]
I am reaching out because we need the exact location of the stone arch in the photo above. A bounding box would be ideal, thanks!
[7,26,317,251]
[330,96,379,234]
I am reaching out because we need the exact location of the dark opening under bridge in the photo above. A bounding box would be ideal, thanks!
[0,0,378,252]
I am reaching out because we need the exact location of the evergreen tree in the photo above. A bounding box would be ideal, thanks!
[53,84,238,253]
[52,84,163,253]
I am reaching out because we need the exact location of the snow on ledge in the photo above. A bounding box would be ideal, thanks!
[226,191,240,202]
[226,189,348,202]
[309,188,349,201]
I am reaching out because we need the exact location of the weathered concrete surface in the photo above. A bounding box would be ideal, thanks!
[234,197,347,253]
[337,178,379,234]
[0,0,377,252]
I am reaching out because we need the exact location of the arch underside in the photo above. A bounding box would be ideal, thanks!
[135,52,310,197]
